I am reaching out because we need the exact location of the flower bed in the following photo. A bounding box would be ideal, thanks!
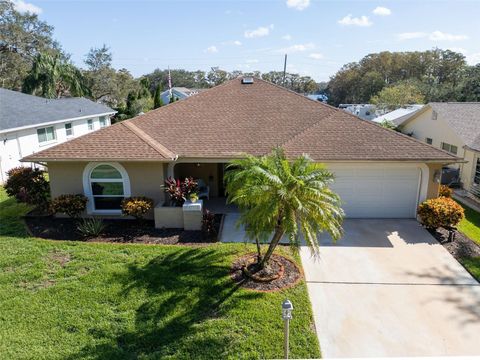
[25,215,223,244]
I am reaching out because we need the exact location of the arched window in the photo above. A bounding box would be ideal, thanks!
[83,163,130,213]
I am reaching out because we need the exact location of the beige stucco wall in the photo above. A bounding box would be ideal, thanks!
[461,149,478,190]
[426,163,442,199]
[400,107,471,188]
[48,161,166,210]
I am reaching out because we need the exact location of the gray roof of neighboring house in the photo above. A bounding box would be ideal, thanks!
[0,88,116,132]
[427,102,480,152]
[372,105,424,125]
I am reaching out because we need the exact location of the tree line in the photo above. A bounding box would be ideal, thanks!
[1,1,479,121]
[326,49,480,108]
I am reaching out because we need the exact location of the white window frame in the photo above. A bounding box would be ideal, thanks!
[82,162,131,215]
[37,126,57,146]
[65,122,73,137]
[87,119,94,131]
[441,142,458,155]
[99,117,107,128]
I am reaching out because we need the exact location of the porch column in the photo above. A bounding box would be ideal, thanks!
[167,162,175,178]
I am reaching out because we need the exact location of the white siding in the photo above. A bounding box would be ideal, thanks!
[0,116,111,183]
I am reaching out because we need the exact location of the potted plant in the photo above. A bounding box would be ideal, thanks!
[189,193,199,203]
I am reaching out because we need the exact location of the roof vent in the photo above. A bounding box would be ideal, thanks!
[241,77,254,84]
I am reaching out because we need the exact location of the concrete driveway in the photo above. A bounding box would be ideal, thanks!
[300,219,480,358]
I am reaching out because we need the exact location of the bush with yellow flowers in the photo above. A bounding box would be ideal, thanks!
[121,197,154,220]
[439,184,453,198]
[417,196,464,229]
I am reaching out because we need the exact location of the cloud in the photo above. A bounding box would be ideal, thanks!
[246,59,259,64]
[309,53,324,60]
[372,6,391,16]
[12,0,42,14]
[244,24,274,38]
[205,46,218,53]
[279,42,315,53]
[467,53,480,65]
[338,14,372,27]
[282,34,292,41]
[222,40,242,46]
[397,31,468,41]
[429,31,468,41]
[286,0,310,11]
[397,32,427,40]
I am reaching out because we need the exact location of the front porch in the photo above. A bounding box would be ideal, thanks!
[170,161,238,214]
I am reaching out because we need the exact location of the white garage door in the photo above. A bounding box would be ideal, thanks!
[329,166,420,218]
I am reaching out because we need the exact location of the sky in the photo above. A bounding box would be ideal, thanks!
[11,0,480,81]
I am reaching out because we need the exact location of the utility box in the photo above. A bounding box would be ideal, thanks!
[182,200,203,230]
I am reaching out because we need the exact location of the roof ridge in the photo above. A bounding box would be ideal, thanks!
[122,121,177,160]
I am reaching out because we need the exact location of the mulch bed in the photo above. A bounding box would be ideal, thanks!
[24,214,223,245]
[428,227,480,259]
[231,253,302,292]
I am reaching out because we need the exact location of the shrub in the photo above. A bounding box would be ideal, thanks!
[163,177,198,206]
[51,194,88,218]
[202,209,217,241]
[77,218,105,238]
[121,196,154,220]
[5,166,50,209]
[439,185,453,198]
[417,196,464,229]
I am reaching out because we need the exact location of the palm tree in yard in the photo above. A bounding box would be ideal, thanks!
[225,147,344,270]
[22,53,90,98]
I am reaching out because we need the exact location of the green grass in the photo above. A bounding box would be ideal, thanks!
[452,202,480,282]
[0,188,320,359]
[459,257,480,281]
[457,204,480,246]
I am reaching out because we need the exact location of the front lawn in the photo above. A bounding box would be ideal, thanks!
[453,201,480,282]
[457,203,480,246]
[0,188,320,359]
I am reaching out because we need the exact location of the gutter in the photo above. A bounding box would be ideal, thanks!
[0,111,117,135]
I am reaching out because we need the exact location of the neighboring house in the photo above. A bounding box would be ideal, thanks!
[372,105,424,124]
[306,94,328,102]
[397,102,480,195]
[23,78,458,224]
[339,104,378,120]
[0,88,116,183]
[160,87,204,105]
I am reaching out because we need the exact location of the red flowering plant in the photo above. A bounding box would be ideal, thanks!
[163,177,198,206]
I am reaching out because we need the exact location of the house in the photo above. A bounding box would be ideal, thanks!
[397,102,480,195]
[339,104,377,120]
[160,87,204,105]
[0,88,116,183]
[22,78,458,225]
[372,105,424,124]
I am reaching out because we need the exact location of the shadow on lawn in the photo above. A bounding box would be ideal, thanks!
[68,248,261,359]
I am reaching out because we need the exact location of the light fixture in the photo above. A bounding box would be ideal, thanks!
[282,299,293,359]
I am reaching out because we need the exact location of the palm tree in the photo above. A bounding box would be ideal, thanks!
[225,148,344,269]
[22,53,90,98]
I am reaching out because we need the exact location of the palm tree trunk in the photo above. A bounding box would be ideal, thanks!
[259,227,285,269]
[255,237,262,263]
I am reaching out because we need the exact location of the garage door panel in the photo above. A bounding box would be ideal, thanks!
[329,166,420,218]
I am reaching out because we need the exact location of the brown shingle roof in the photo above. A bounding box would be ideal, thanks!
[23,78,458,163]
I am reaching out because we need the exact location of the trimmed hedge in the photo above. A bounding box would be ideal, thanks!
[51,194,88,218]
[439,185,453,198]
[121,197,154,220]
[418,196,464,229]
